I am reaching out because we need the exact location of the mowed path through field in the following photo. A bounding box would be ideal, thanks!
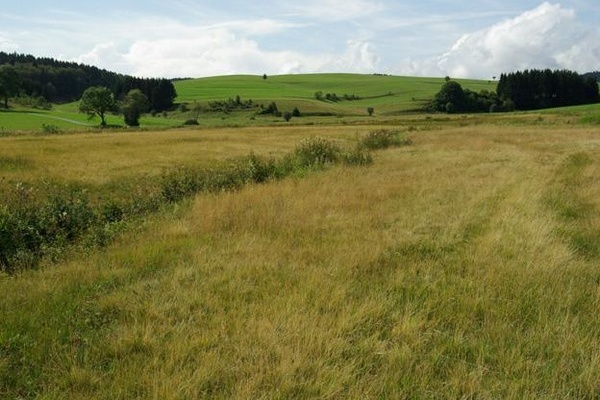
[27,112,93,126]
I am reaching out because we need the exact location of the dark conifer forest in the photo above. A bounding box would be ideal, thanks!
[497,69,599,110]
[0,52,176,112]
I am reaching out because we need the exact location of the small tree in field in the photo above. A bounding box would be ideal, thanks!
[121,89,149,126]
[79,86,116,127]
[283,111,293,122]
[367,107,374,116]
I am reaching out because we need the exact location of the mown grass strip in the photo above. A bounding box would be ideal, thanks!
[545,152,600,259]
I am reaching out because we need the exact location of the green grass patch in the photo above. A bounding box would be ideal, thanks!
[0,155,32,172]
[174,73,497,116]
[546,152,600,260]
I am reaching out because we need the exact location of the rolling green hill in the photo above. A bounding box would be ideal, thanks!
[1,74,497,132]
[174,73,497,115]
[3,73,598,132]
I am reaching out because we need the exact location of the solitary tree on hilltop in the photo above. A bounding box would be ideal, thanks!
[79,86,116,127]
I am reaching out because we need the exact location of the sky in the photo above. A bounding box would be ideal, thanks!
[0,1,598,79]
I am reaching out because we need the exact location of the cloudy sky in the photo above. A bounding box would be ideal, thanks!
[0,1,598,79]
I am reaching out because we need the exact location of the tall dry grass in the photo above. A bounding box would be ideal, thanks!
[1,123,600,398]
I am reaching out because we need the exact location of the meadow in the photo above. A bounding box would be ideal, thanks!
[1,74,600,398]
[0,74,498,133]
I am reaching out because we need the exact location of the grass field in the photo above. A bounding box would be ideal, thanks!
[0,74,500,133]
[1,102,600,398]
[174,73,497,115]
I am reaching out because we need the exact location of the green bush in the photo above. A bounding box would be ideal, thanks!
[359,129,412,150]
[41,124,61,134]
[342,145,373,166]
[0,186,95,273]
[292,136,341,167]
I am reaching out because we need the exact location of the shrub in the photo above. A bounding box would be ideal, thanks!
[0,186,96,273]
[292,137,341,168]
[161,166,203,202]
[238,153,277,184]
[42,124,61,134]
[342,145,373,166]
[183,119,199,126]
[359,129,412,150]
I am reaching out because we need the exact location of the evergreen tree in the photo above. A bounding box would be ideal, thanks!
[497,69,599,110]
[0,65,20,108]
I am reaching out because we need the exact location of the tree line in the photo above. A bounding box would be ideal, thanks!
[0,51,176,112]
[432,69,599,114]
[496,69,599,110]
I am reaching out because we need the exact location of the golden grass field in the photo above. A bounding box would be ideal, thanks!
[1,115,600,398]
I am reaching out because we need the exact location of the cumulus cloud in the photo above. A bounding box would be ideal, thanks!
[122,31,306,77]
[404,2,600,78]
[76,42,132,73]
[120,29,379,78]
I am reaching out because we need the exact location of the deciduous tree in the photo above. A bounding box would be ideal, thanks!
[78,86,116,127]
[121,89,149,126]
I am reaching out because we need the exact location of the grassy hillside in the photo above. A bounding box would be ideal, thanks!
[174,73,497,115]
[1,113,600,398]
[0,102,181,133]
[3,73,598,132]
[2,73,492,132]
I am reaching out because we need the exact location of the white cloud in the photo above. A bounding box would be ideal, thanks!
[290,0,384,21]
[403,2,600,78]
[121,31,380,78]
[76,42,131,72]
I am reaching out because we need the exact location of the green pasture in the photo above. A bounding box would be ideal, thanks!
[0,105,180,133]
[174,73,498,115]
[1,73,597,132]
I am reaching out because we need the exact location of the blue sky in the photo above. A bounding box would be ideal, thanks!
[1,1,598,78]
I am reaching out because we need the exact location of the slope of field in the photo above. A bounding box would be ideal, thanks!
[175,73,497,115]
[1,74,497,132]
[1,114,600,398]
[0,103,181,133]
